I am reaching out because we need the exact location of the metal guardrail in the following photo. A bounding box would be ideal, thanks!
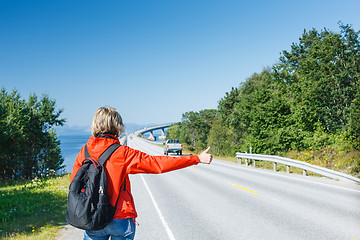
[236,152,360,183]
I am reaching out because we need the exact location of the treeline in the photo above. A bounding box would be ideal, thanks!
[168,23,360,174]
[0,88,65,180]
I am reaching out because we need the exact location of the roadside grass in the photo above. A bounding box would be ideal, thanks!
[0,174,70,239]
[212,155,237,163]
[284,148,360,178]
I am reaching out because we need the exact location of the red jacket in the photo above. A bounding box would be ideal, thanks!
[70,135,199,219]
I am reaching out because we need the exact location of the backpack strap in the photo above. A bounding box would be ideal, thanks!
[97,143,121,165]
[84,145,91,159]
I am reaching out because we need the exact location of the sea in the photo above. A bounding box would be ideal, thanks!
[58,131,164,173]
[58,135,90,173]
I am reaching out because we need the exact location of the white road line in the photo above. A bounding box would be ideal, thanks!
[140,175,176,240]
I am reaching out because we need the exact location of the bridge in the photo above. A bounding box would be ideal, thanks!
[120,123,171,146]
[135,123,171,141]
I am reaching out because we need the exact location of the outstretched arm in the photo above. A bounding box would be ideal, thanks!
[124,145,213,174]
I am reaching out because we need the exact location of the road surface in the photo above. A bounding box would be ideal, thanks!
[57,134,360,240]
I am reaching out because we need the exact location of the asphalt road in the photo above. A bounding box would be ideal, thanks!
[57,134,360,240]
[128,135,360,240]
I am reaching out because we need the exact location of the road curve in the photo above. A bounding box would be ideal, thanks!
[128,135,360,240]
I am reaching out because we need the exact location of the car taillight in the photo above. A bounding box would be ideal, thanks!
[167,145,169,148]
[181,145,183,147]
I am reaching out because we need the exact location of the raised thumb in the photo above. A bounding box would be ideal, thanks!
[204,146,210,153]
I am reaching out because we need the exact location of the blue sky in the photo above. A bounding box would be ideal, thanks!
[1,0,360,129]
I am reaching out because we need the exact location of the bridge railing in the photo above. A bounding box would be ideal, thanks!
[236,152,360,183]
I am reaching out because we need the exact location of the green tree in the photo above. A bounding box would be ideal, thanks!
[0,88,65,180]
[274,23,359,134]
[168,109,216,151]
[347,84,360,149]
[207,114,233,156]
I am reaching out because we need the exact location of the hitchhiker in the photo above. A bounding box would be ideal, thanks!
[69,106,212,240]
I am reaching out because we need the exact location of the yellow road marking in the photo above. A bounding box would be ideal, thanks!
[233,184,258,194]
[190,168,199,172]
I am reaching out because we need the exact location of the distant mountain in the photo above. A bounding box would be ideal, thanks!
[55,125,91,136]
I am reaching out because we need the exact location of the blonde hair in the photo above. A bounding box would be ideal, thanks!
[91,106,124,137]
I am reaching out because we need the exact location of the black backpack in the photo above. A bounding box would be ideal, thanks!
[66,143,121,230]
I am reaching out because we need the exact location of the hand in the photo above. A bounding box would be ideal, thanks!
[198,146,212,164]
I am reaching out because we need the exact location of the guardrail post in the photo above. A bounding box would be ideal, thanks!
[249,147,253,167]
[273,162,277,172]
[253,160,256,168]
[237,157,242,165]
[303,169,307,176]
[245,159,249,166]
[286,165,290,174]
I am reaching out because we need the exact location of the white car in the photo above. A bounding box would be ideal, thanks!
[164,139,183,155]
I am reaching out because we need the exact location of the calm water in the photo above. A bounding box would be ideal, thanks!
[58,135,90,173]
